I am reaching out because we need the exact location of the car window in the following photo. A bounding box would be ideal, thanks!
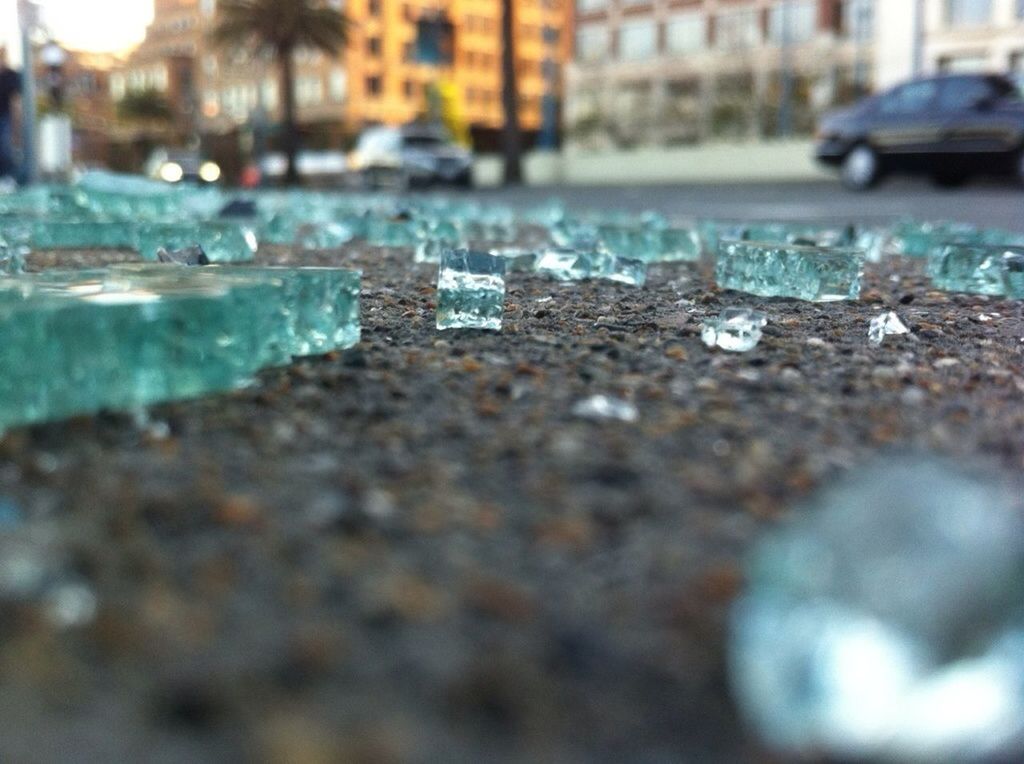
[938,78,995,110]
[878,81,938,115]
[357,129,400,152]
[403,135,446,148]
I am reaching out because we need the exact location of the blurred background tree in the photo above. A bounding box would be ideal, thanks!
[210,0,349,184]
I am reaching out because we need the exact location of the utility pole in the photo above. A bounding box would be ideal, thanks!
[911,0,925,77]
[17,0,39,185]
[777,0,793,138]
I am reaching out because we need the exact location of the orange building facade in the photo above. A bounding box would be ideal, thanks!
[112,0,571,145]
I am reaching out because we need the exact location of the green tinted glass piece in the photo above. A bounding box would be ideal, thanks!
[136,222,257,262]
[716,240,865,302]
[436,249,506,331]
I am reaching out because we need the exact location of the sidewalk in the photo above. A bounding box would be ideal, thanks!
[473,140,832,188]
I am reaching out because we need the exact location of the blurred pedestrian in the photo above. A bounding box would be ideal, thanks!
[0,47,22,183]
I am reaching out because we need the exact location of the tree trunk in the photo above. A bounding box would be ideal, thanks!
[278,44,300,185]
[500,0,522,186]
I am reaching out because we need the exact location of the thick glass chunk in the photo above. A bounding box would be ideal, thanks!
[436,249,506,331]
[730,457,1024,761]
[716,240,865,302]
[928,242,1013,296]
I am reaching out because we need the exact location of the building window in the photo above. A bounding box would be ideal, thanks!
[715,9,761,50]
[769,0,817,44]
[665,11,704,54]
[575,0,608,14]
[366,75,382,96]
[937,53,990,72]
[329,68,347,102]
[619,20,657,60]
[296,76,324,106]
[111,73,125,100]
[843,0,874,41]
[368,36,382,56]
[368,0,381,15]
[945,0,991,25]
[575,25,610,62]
[262,78,279,109]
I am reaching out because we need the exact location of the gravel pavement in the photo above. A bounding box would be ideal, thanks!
[1,204,1023,761]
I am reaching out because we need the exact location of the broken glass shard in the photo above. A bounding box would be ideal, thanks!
[490,247,540,273]
[701,308,767,352]
[730,457,1024,761]
[928,243,1011,296]
[1004,250,1024,299]
[30,220,140,250]
[600,256,647,286]
[656,227,703,262]
[571,395,638,423]
[157,245,210,266]
[296,221,355,251]
[136,222,257,263]
[436,249,506,331]
[716,240,865,302]
[868,311,910,346]
[536,247,604,281]
[0,264,360,435]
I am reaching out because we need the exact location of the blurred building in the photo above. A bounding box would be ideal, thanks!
[32,46,121,166]
[110,0,571,151]
[565,0,875,148]
[876,0,1024,88]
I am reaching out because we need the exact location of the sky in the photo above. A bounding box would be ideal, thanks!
[1,0,153,63]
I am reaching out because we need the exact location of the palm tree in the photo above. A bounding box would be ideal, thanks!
[210,0,349,185]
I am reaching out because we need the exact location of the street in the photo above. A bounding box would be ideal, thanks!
[482,178,1024,232]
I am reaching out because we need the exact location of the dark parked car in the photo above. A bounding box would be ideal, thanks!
[815,74,1024,190]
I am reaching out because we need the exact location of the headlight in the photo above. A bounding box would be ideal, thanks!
[159,162,184,183]
[199,161,222,183]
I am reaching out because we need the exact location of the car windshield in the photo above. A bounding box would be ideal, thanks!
[357,129,401,153]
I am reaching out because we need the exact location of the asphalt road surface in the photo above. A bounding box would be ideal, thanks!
[482,177,1024,232]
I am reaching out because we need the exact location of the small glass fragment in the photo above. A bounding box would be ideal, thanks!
[536,247,601,281]
[868,311,910,346]
[489,247,540,273]
[136,221,257,263]
[436,249,506,331]
[571,395,638,423]
[730,457,1024,761]
[716,240,865,302]
[156,245,210,266]
[600,256,647,287]
[701,308,767,352]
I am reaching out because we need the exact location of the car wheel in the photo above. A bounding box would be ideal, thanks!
[841,144,879,191]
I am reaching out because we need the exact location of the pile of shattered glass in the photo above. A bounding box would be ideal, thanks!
[2,171,1024,759]
[1,171,1022,437]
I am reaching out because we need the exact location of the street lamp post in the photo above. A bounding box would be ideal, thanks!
[17,0,40,185]
[778,0,793,138]
[911,0,925,77]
